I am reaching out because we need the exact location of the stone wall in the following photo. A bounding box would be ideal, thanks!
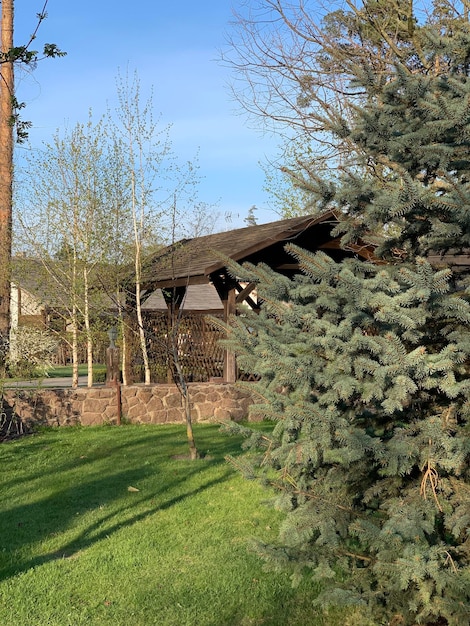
[2,382,258,429]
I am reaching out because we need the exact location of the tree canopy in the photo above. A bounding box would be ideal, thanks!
[225,1,470,221]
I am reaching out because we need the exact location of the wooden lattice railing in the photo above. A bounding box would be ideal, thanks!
[140,311,226,383]
[49,310,259,383]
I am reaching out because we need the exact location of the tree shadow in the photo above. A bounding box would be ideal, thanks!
[0,424,328,624]
[0,426,241,580]
[0,460,234,581]
[0,424,238,492]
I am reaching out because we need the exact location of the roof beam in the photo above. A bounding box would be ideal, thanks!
[235,281,257,303]
[141,275,210,290]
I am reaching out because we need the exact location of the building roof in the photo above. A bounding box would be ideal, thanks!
[11,257,70,309]
[11,257,224,313]
[13,217,470,315]
[138,210,373,290]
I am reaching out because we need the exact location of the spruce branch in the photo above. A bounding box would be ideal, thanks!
[420,443,443,512]
[224,454,257,481]
[268,477,364,518]
[443,551,458,574]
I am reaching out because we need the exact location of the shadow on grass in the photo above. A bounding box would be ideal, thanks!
[0,425,330,625]
[0,425,242,582]
[0,424,243,492]
[0,465,234,582]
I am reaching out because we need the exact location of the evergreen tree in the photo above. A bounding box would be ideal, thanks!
[223,251,470,625]
[222,2,470,624]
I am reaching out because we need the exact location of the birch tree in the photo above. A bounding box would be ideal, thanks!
[111,71,173,385]
[17,115,113,388]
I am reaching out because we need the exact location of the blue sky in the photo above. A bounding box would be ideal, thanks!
[13,0,282,230]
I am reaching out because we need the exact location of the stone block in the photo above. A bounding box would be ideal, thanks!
[189,391,206,403]
[125,395,140,408]
[196,402,216,419]
[127,404,144,419]
[164,393,183,409]
[81,412,102,426]
[148,410,167,424]
[214,408,233,421]
[206,392,221,403]
[97,389,115,400]
[136,389,153,404]
[83,398,108,413]
[103,405,118,418]
[166,407,184,423]
[146,396,164,412]
[220,397,237,408]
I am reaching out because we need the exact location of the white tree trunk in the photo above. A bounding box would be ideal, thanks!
[71,306,79,389]
[131,164,151,385]
[134,252,151,384]
[83,267,93,387]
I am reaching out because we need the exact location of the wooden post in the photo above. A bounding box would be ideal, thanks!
[115,379,122,425]
[106,345,120,386]
[223,287,237,383]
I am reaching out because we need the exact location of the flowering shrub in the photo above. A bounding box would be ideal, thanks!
[8,326,58,378]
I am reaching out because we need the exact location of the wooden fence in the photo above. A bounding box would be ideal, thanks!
[134,311,226,383]
[49,311,250,384]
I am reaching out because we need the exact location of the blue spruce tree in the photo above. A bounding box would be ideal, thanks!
[222,2,470,624]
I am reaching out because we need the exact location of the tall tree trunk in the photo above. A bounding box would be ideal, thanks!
[0,0,14,372]
[83,266,93,388]
[71,306,79,389]
[71,255,79,389]
[135,265,151,384]
[131,168,151,385]
[170,341,199,460]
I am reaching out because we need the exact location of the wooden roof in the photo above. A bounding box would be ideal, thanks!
[139,210,375,290]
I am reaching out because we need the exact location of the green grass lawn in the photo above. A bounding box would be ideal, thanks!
[0,424,357,626]
[45,364,89,377]
[4,364,107,382]
[46,364,107,379]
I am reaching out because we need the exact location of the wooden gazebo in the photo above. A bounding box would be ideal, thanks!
[125,210,375,383]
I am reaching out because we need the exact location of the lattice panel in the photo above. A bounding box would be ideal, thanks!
[144,311,225,383]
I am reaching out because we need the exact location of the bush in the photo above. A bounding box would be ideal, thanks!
[8,326,58,378]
